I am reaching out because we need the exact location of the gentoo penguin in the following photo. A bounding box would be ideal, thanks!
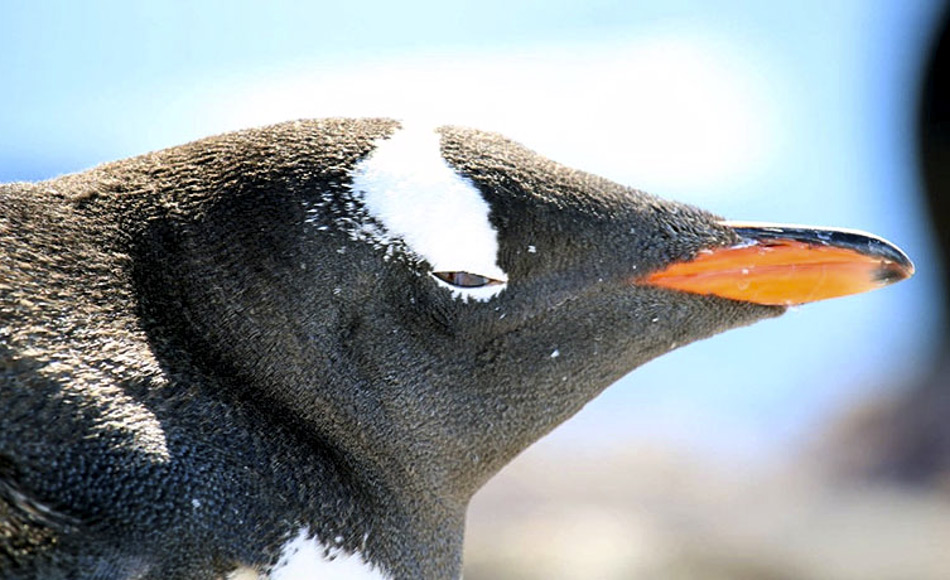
[0,118,913,579]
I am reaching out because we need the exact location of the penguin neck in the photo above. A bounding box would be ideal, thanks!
[126,248,467,576]
[234,399,470,578]
[116,183,470,578]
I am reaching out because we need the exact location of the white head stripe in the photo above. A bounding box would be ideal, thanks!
[350,124,508,301]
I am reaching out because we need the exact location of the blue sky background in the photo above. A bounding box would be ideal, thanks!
[1,0,944,460]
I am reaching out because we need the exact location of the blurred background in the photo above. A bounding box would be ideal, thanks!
[2,1,947,578]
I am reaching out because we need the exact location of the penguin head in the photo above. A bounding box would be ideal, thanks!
[283,121,773,497]
[131,119,910,503]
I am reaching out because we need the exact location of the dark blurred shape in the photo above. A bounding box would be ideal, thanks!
[921,5,950,313]
[824,3,950,492]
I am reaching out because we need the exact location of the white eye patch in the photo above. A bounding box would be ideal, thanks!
[349,124,508,302]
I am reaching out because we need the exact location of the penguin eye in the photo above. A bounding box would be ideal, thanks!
[432,271,504,288]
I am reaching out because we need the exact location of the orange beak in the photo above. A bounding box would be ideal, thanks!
[639,221,915,306]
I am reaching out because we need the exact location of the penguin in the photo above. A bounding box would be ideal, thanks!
[0,118,913,579]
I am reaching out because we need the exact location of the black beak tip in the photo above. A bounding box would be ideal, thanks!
[862,235,915,283]
[874,257,915,285]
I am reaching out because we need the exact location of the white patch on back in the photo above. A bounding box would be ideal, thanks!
[350,124,508,302]
[267,528,389,580]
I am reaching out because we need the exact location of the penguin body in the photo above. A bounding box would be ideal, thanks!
[0,119,911,578]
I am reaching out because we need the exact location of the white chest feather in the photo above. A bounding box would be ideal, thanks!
[269,529,388,580]
[228,528,389,580]
[350,124,508,302]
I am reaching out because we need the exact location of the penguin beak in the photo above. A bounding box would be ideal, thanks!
[638,221,915,306]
